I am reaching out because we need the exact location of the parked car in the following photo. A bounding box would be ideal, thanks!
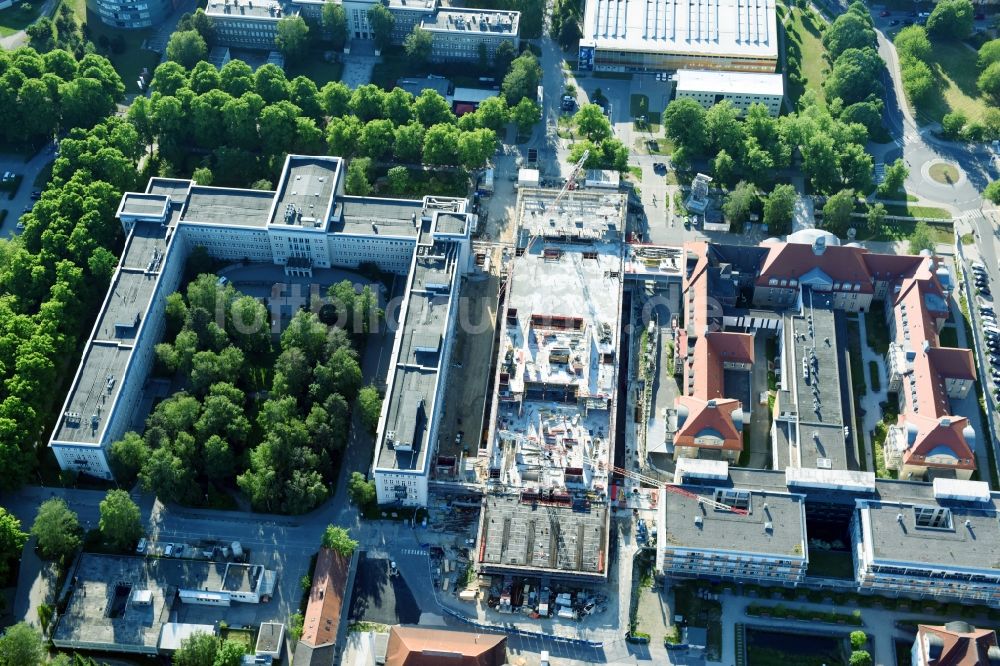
[29,191,41,200]
[163,543,174,557]
[880,9,891,16]
[136,538,147,554]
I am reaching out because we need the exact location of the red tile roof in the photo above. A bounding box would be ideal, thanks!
[917,622,1000,665]
[385,626,507,666]
[897,412,976,471]
[756,243,875,292]
[301,548,349,647]
[674,396,744,451]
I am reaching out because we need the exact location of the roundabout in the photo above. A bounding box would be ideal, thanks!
[921,159,967,188]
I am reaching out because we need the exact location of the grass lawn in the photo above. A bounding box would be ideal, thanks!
[746,628,847,666]
[928,162,960,185]
[857,218,952,245]
[783,5,830,106]
[629,94,649,117]
[288,53,344,86]
[85,12,159,95]
[0,0,43,37]
[917,39,992,125]
[628,165,642,182]
[869,360,881,392]
[220,627,255,648]
[882,203,952,220]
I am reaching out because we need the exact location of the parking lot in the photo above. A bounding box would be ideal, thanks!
[970,260,1000,401]
[0,147,54,238]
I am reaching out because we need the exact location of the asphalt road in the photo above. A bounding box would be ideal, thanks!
[0,147,55,238]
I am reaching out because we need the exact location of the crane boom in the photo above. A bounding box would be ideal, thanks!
[554,149,589,206]
[584,456,748,515]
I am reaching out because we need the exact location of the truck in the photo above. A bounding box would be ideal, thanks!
[459,589,477,602]
[557,607,577,620]
[231,541,244,559]
[478,168,494,196]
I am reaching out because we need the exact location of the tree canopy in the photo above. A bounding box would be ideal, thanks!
[99,490,142,551]
[927,0,974,39]
[31,498,81,560]
[166,30,208,70]
[322,525,358,556]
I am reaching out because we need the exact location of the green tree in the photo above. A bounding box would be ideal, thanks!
[908,221,936,254]
[383,87,414,125]
[255,63,290,103]
[358,385,382,433]
[663,98,708,154]
[985,180,1000,204]
[26,18,57,52]
[494,40,516,74]
[350,84,387,121]
[393,122,425,162]
[166,30,208,69]
[322,1,348,50]
[347,471,377,507]
[220,60,255,96]
[979,61,1000,100]
[192,167,213,186]
[404,27,433,64]
[327,115,363,157]
[927,0,973,39]
[850,631,868,651]
[501,51,542,105]
[457,128,496,169]
[822,11,876,58]
[866,202,886,233]
[31,498,81,560]
[276,16,310,63]
[722,181,758,226]
[387,165,409,193]
[423,123,461,165]
[474,96,509,131]
[346,158,373,195]
[942,110,968,138]
[979,38,1000,70]
[359,119,396,159]
[877,158,908,197]
[900,56,935,103]
[321,525,358,556]
[0,509,27,582]
[413,89,453,127]
[822,189,856,234]
[574,103,611,141]
[174,632,218,666]
[894,25,932,61]
[713,150,736,187]
[0,623,43,666]
[214,640,247,666]
[509,98,541,133]
[110,431,150,485]
[849,650,873,666]
[823,46,884,105]
[98,489,142,551]
[763,184,796,235]
[367,4,395,52]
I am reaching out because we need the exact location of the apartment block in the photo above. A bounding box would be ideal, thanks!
[88,0,174,29]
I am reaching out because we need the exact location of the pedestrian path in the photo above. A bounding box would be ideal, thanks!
[401,548,427,556]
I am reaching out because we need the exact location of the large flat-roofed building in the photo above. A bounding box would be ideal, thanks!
[419,9,520,62]
[474,187,627,582]
[87,0,174,28]
[52,554,277,654]
[578,0,779,73]
[373,222,466,506]
[207,0,519,57]
[674,69,784,115]
[658,478,808,584]
[852,479,1000,605]
[49,155,473,481]
[663,464,1000,605]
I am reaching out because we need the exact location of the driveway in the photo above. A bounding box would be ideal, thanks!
[0,147,55,238]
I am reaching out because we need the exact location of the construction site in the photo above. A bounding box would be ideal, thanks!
[474,185,628,583]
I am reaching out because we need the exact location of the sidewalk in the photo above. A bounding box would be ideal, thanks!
[855,313,887,472]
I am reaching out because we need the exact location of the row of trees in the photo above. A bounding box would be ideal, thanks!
[109,276,381,514]
[134,58,541,185]
[0,47,124,148]
[818,2,885,137]
[663,93,874,195]
[0,61,138,488]
[26,2,87,58]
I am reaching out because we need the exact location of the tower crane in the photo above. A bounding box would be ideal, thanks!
[584,456,749,515]
[553,149,590,207]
